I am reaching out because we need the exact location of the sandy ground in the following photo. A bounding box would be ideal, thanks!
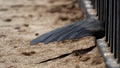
[0,0,105,68]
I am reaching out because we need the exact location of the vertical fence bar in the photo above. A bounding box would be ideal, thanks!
[91,0,95,8]
[113,0,117,58]
[105,0,109,42]
[117,0,120,63]
[102,0,105,21]
[97,0,100,18]
[108,0,114,53]
[99,0,103,21]
[95,0,97,10]
[104,0,110,49]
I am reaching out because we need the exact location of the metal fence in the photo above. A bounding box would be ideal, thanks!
[78,0,120,67]
[91,0,120,63]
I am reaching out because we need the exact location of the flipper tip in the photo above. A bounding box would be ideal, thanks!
[30,39,39,45]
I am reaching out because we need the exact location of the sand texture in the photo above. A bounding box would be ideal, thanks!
[0,0,105,68]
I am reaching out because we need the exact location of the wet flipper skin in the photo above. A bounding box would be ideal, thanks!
[30,18,105,45]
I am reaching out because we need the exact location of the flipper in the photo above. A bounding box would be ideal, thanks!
[30,18,105,45]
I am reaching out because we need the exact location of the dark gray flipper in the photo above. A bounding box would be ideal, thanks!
[30,18,105,45]
[30,19,85,45]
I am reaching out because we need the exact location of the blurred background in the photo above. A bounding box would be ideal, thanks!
[0,0,105,68]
